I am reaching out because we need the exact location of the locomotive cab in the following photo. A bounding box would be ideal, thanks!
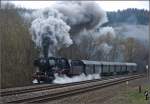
[54,58,70,76]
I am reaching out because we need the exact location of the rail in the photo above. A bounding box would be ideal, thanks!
[4,74,143,103]
[0,75,127,97]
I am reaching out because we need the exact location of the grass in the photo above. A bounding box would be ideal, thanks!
[106,85,150,104]
[123,85,150,104]
[126,89,148,104]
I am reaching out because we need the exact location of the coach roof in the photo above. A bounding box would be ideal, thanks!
[81,60,137,66]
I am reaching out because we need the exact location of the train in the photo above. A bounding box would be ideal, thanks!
[32,57,137,83]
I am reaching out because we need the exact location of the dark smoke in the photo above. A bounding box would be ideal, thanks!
[30,1,116,57]
[54,1,108,35]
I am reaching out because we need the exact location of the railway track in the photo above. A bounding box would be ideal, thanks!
[3,74,143,103]
[0,75,125,97]
[1,78,102,97]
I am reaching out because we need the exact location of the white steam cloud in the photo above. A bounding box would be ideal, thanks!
[99,43,112,54]
[53,73,101,84]
[30,1,113,57]
[114,24,149,46]
[98,27,116,38]
[94,26,115,55]
[31,8,72,56]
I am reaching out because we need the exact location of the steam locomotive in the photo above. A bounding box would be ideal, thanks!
[32,57,137,83]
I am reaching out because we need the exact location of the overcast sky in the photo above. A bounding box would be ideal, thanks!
[8,1,149,11]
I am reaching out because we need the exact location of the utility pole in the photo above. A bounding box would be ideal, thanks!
[146,65,149,80]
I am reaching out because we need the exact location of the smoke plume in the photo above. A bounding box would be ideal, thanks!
[53,1,108,35]
[31,8,72,56]
[114,24,149,46]
[30,1,115,57]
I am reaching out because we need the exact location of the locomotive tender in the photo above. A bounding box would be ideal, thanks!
[33,57,137,83]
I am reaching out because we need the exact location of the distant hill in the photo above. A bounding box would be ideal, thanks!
[16,8,150,26]
[107,8,149,25]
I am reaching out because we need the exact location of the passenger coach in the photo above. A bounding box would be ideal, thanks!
[70,60,137,76]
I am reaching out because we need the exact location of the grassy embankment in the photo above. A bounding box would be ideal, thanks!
[110,85,150,104]
[126,85,150,104]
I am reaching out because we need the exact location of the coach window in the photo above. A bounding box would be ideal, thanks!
[86,65,93,74]
[101,64,104,73]
[103,65,106,73]
[103,65,109,73]
[126,65,128,73]
[93,65,96,73]
[131,66,133,72]
[122,65,126,73]
[95,65,101,74]
[116,65,120,73]
[128,66,131,72]
[114,65,116,74]
[110,65,114,73]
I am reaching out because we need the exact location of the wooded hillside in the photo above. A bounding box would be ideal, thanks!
[1,5,38,88]
[107,8,149,25]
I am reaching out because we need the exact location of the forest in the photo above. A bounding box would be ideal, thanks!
[107,8,149,25]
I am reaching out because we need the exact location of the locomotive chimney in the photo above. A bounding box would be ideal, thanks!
[42,31,52,58]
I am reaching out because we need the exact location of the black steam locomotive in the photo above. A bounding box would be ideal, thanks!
[32,57,137,83]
